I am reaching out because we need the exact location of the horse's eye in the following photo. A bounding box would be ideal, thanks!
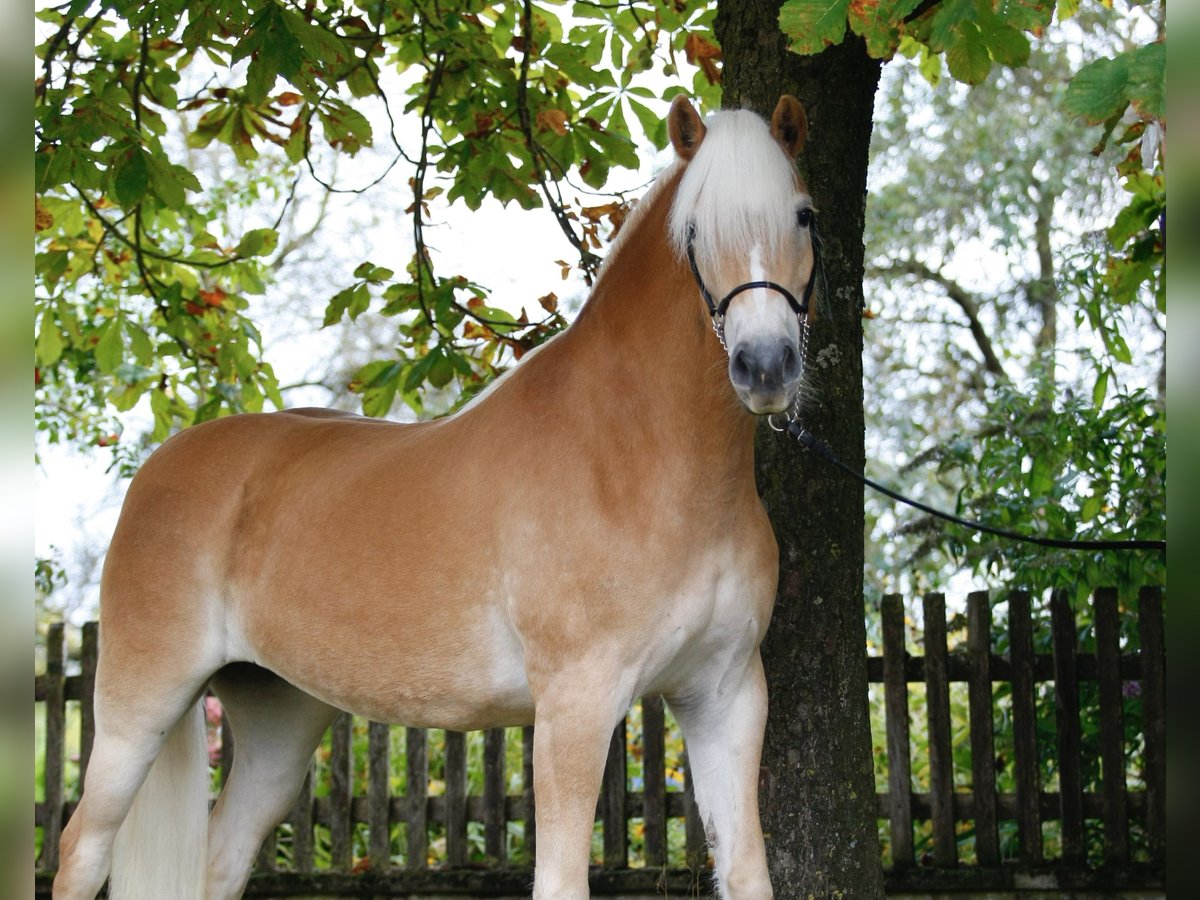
[796,208,813,229]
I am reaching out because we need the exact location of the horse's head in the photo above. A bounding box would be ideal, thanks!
[668,95,817,416]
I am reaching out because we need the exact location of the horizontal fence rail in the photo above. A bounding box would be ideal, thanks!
[35,587,1165,896]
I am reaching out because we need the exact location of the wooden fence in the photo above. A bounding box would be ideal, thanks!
[35,586,1165,896]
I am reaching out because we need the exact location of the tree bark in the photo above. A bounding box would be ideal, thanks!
[715,4,885,896]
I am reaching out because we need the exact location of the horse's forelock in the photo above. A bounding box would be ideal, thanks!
[667,109,804,263]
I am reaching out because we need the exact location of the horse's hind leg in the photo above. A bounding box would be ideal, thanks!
[54,658,214,900]
[205,664,338,900]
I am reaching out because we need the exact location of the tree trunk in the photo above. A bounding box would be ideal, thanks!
[715,3,885,896]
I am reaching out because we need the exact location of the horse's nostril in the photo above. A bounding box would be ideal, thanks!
[730,348,752,387]
[781,343,800,381]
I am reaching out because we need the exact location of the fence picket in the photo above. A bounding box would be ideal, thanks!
[965,592,998,866]
[445,730,468,866]
[40,623,65,872]
[483,728,507,863]
[1007,590,1042,863]
[367,721,390,871]
[329,713,353,871]
[603,717,629,867]
[642,695,667,867]
[1094,587,1129,865]
[522,725,536,860]
[1138,586,1166,863]
[682,748,706,870]
[923,593,956,867]
[405,726,428,868]
[290,764,315,872]
[881,593,913,868]
[1050,590,1084,864]
[79,622,97,789]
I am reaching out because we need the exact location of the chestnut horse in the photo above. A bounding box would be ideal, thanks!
[54,95,817,900]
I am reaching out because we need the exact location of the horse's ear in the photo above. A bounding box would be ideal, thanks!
[668,96,706,160]
[770,95,808,158]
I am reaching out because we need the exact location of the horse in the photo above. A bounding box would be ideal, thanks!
[53,94,818,900]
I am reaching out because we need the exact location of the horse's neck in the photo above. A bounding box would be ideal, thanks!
[550,177,755,469]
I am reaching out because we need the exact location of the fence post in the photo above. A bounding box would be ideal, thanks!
[965,592,998,866]
[603,718,629,867]
[1050,590,1084,865]
[329,713,353,871]
[367,721,391,871]
[1008,590,1042,863]
[1138,586,1166,864]
[41,623,66,873]
[923,592,956,867]
[1094,588,1129,866]
[445,730,468,866]
[881,594,913,868]
[484,728,507,863]
[641,696,667,868]
[80,622,98,790]
[406,727,428,868]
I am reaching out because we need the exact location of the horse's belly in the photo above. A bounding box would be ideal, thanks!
[234,594,535,731]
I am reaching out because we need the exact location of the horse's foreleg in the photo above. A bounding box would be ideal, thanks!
[530,676,629,900]
[669,653,772,900]
[204,665,338,900]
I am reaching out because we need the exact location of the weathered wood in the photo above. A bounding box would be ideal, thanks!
[329,713,353,871]
[1138,586,1166,864]
[923,592,956,867]
[290,764,315,872]
[1007,590,1042,863]
[445,730,468,867]
[367,721,390,871]
[881,593,913,868]
[602,717,628,868]
[965,591,998,866]
[220,705,235,788]
[865,650,1143,683]
[483,728,507,863]
[1094,587,1129,865]
[405,727,428,868]
[522,725,536,860]
[40,623,65,871]
[682,748,706,871]
[79,621,97,789]
[641,695,667,868]
[1050,589,1084,865]
[876,787,1149,821]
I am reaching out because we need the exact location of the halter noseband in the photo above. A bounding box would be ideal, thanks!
[684,222,818,348]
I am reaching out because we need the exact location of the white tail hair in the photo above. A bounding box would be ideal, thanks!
[109,701,209,899]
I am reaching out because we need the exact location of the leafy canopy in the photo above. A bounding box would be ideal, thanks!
[35,0,722,453]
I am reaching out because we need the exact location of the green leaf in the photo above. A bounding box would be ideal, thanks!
[778,0,851,56]
[848,0,924,58]
[235,228,279,258]
[94,319,125,374]
[1092,368,1109,407]
[946,21,991,84]
[1127,41,1165,121]
[127,322,154,365]
[113,148,150,208]
[980,21,1029,68]
[1065,53,1132,124]
[36,310,64,367]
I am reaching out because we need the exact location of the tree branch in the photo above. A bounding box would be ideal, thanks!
[870,259,1010,380]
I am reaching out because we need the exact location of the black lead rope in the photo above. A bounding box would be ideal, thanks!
[785,422,1167,555]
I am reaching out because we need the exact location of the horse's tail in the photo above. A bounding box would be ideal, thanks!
[109,701,209,899]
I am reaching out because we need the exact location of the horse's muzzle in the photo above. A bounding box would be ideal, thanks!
[728,338,803,415]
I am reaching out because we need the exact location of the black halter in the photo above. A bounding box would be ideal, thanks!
[684,223,818,327]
